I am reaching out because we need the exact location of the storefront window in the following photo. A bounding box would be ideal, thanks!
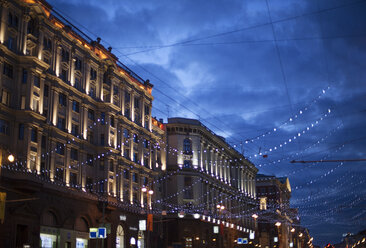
[40,233,57,248]
[76,238,88,248]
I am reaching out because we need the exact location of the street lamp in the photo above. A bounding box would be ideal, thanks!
[7,154,14,163]
[275,222,281,227]
[291,228,295,233]
[141,187,147,193]
[252,213,258,219]
[148,190,154,195]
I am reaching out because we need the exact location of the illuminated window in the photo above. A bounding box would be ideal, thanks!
[260,197,267,210]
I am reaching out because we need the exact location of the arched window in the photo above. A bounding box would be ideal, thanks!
[75,217,89,232]
[183,138,192,154]
[41,211,57,227]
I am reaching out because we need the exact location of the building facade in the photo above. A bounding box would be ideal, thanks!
[256,174,312,248]
[162,117,258,248]
[0,0,165,247]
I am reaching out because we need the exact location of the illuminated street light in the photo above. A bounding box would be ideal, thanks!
[291,228,295,233]
[252,213,258,219]
[275,222,281,227]
[8,154,14,162]
[299,233,303,237]
[148,190,154,195]
[217,204,221,209]
[141,187,147,192]
[220,205,225,210]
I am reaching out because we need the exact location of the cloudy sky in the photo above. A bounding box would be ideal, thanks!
[47,0,366,245]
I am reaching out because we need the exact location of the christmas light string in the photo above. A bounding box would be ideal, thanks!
[257,123,343,168]
[229,86,331,146]
[248,108,332,159]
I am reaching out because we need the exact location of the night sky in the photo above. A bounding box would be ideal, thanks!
[47,0,366,245]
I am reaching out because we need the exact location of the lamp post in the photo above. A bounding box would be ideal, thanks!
[252,214,258,247]
[216,204,225,248]
[142,187,154,248]
[275,222,281,248]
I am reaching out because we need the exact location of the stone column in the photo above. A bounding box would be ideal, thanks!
[37,27,44,60]
[0,1,9,44]
[21,14,30,55]
[51,89,59,126]
[66,98,72,133]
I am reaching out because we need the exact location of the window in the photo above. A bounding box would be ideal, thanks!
[70,148,78,161]
[69,172,77,186]
[44,84,49,97]
[133,152,138,163]
[183,139,192,154]
[87,154,94,166]
[87,130,94,144]
[260,197,267,210]
[88,109,95,121]
[55,168,63,181]
[110,116,114,127]
[86,177,93,191]
[74,77,81,91]
[133,134,138,143]
[90,68,97,80]
[61,48,69,62]
[123,129,129,139]
[3,62,13,78]
[31,127,37,142]
[183,160,191,169]
[124,148,130,159]
[71,124,79,136]
[132,173,138,183]
[144,105,150,115]
[100,112,105,125]
[124,108,130,119]
[113,85,119,95]
[109,161,114,172]
[59,93,67,106]
[144,157,149,168]
[7,36,14,51]
[124,91,130,103]
[8,12,18,28]
[143,139,149,149]
[184,177,193,199]
[134,97,139,108]
[41,135,46,149]
[0,119,9,135]
[22,69,28,84]
[124,170,129,179]
[61,69,68,82]
[1,89,10,106]
[43,37,52,51]
[18,123,24,140]
[74,57,82,71]
[72,100,79,113]
[57,117,65,130]
[56,143,65,155]
[34,76,40,88]
[89,84,96,98]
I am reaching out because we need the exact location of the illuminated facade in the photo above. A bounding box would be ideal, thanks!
[0,0,165,247]
[162,117,258,248]
[256,174,308,248]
